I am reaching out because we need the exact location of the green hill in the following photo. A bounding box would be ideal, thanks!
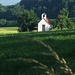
[20,0,75,18]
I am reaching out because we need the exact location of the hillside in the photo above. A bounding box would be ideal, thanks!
[0,0,75,20]
[20,0,75,18]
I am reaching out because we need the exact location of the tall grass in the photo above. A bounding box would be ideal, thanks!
[0,29,75,75]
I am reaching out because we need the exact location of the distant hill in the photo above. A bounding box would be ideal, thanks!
[0,3,23,20]
[0,0,75,20]
[20,0,75,19]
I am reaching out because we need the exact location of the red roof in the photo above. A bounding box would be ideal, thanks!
[45,18,50,24]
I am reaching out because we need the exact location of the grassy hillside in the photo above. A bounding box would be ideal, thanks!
[0,30,75,75]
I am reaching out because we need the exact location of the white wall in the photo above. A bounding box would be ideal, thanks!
[38,19,51,32]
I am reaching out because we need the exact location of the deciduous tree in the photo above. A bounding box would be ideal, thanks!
[18,9,38,32]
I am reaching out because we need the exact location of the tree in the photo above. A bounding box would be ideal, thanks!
[0,19,6,27]
[20,0,75,18]
[57,8,73,30]
[18,9,38,32]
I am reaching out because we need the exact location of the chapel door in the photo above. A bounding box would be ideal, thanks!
[42,25,45,31]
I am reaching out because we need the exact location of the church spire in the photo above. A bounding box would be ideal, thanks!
[41,13,47,20]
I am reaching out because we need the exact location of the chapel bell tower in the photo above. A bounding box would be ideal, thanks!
[41,13,47,20]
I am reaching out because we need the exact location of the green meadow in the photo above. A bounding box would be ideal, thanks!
[0,28,75,75]
[0,27,18,34]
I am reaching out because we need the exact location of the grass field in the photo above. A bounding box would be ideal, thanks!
[0,27,18,34]
[0,28,75,75]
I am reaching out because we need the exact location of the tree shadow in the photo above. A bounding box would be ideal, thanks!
[19,29,75,39]
[0,31,75,75]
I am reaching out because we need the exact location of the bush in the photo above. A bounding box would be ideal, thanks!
[0,19,17,27]
[0,19,6,27]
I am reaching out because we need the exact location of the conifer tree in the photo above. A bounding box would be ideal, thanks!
[57,8,73,30]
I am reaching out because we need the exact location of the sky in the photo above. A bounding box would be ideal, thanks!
[0,0,21,6]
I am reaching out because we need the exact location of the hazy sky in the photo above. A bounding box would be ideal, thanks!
[0,0,21,6]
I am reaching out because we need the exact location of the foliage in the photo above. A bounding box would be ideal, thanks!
[0,3,25,27]
[56,8,73,30]
[0,3,24,20]
[0,19,17,27]
[20,0,75,18]
[0,19,6,27]
[0,0,75,28]
[0,0,75,20]
[18,9,38,32]
[6,20,17,27]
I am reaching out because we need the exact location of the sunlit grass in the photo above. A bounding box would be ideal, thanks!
[0,27,18,34]
[0,29,75,75]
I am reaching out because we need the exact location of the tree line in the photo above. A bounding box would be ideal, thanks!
[20,0,75,18]
[1,0,75,20]
[0,3,24,27]
[0,0,75,31]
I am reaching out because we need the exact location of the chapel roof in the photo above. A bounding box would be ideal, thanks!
[45,18,50,24]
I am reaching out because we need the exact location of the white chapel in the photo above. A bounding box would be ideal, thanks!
[38,13,51,32]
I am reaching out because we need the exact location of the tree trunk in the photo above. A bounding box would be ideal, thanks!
[27,27,29,32]
[60,24,63,30]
